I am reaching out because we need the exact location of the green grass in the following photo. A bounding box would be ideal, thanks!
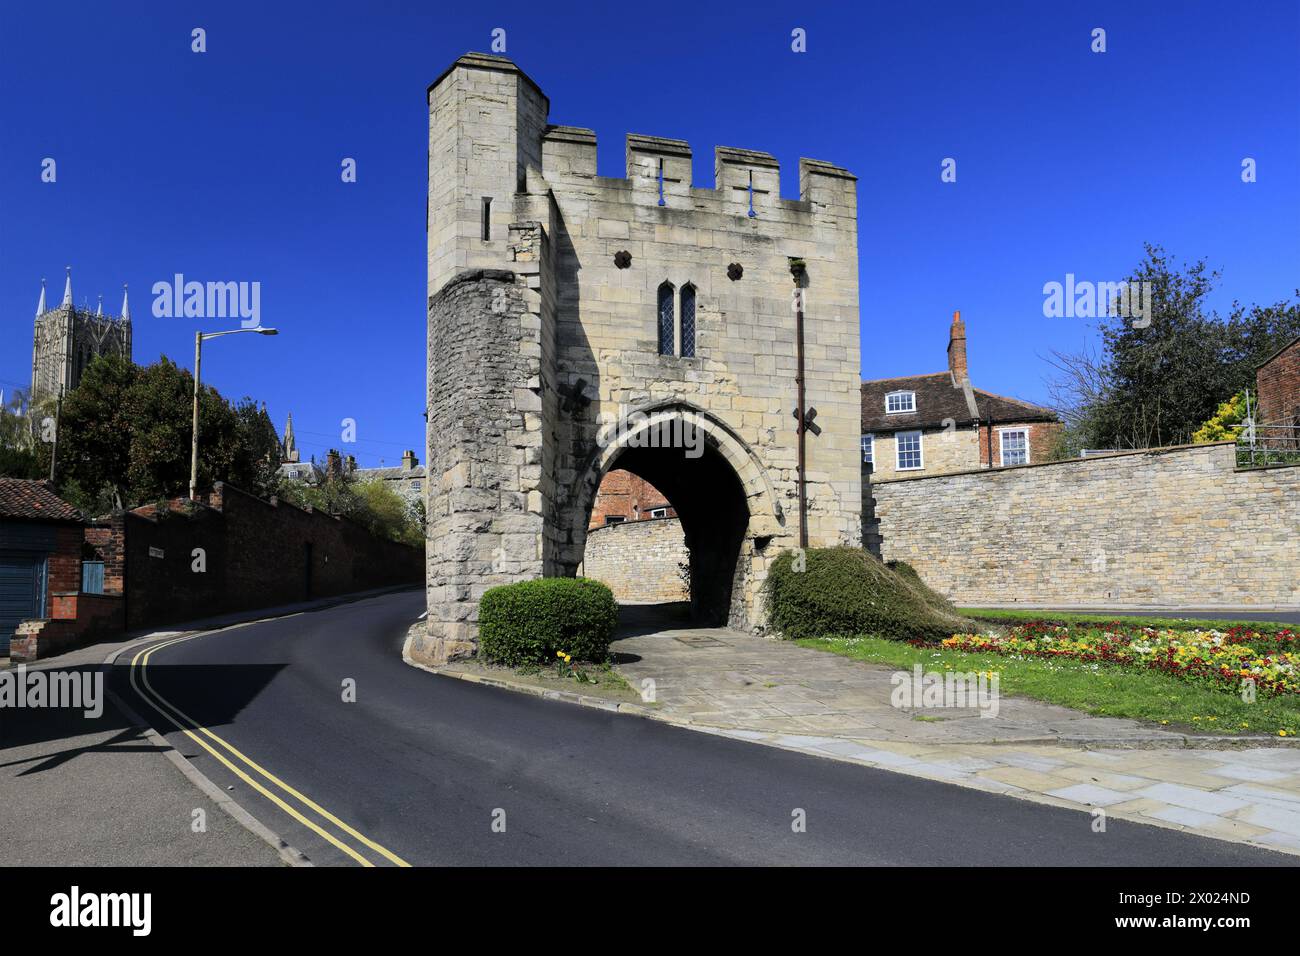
[957,608,1297,636]
[796,634,1300,737]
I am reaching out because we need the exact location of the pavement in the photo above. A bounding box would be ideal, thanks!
[608,603,1300,856]
[0,587,413,866]
[0,635,283,866]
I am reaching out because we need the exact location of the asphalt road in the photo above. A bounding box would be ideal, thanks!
[111,590,1293,866]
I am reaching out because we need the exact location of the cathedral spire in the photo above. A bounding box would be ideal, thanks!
[96,294,103,317]
[121,284,130,321]
[61,266,73,308]
[283,412,299,463]
[35,278,46,318]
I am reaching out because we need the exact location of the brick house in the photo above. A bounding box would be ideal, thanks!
[588,470,677,529]
[1256,334,1300,430]
[861,312,1061,480]
[0,479,122,660]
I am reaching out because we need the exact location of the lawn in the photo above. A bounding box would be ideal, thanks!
[795,633,1300,737]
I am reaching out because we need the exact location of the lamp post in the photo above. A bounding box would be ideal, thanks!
[190,326,278,500]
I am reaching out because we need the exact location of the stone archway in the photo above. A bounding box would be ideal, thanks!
[565,401,787,629]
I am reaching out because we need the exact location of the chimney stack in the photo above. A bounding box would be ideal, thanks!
[947,310,969,385]
[402,449,418,471]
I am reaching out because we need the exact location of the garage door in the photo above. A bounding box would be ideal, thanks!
[0,554,43,655]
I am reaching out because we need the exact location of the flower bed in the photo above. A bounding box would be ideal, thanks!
[938,622,1299,697]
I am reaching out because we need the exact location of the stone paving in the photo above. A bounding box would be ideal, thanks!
[611,604,1300,856]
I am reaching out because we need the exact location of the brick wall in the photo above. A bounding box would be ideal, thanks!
[588,469,676,528]
[91,482,424,631]
[1257,337,1300,427]
[976,421,1063,468]
[581,516,690,603]
[873,442,1299,608]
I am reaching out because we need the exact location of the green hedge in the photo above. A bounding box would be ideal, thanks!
[478,577,619,666]
[765,547,970,642]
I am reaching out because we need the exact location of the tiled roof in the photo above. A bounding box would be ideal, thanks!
[861,373,1058,433]
[0,479,84,523]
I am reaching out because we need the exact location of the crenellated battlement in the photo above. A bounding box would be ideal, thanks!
[539,122,856,217]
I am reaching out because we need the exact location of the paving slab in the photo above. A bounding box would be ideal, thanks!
[609,604,1300,856]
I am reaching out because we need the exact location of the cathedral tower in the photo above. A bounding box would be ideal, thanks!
[31,267,132,400]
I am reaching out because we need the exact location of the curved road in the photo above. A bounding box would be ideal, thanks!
[110,590,1291,866]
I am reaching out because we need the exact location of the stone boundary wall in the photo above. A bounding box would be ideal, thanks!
[872,442,1300,608]
[581,517,689,604]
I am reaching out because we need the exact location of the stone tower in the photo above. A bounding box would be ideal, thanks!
[417,53,863,665]
[31,268,132,400]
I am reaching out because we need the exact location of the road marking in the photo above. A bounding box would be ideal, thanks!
[128,634,411,867]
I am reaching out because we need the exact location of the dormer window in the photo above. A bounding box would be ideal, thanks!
[886,391,916,414]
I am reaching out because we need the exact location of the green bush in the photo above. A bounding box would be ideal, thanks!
[478,577,618,666]
[886,559,957,612]
[765,547,970,642]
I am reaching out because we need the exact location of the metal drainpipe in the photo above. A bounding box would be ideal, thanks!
[790,258,809,549]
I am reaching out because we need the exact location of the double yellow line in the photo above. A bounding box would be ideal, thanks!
[129,633,410,867]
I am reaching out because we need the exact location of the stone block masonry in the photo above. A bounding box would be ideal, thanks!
[420,53,864,664]
[872,442,1300,608]
[581,517,690,603]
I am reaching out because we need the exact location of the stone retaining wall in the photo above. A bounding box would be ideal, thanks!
[872,442,1299,608]
[581,517,689,603]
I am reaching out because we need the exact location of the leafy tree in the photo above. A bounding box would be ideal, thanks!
[1192,392,1248,443]
[275,464,423,546]
[0,388,48,479]
[56,354,283,512]
[1047,245,1300,450]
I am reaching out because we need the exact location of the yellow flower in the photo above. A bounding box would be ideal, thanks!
[1281,730,1290,737]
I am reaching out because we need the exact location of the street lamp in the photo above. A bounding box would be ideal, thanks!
[190,326,279,500]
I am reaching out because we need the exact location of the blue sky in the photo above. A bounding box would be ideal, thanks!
[2,0,1297,466]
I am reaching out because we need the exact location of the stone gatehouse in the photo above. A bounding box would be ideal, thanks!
[414,53,863,664]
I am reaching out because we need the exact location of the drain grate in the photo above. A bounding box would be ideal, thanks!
[673,633,727,647]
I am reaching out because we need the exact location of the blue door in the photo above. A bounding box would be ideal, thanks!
[0,553,44,654]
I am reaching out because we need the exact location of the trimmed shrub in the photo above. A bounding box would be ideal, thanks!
[478,577,618,666]
[765,547,970,642]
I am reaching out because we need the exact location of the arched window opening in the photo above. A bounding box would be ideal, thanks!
[680,285,696,358]
[657,282,675,356]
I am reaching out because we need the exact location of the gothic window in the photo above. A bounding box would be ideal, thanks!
[680,285,696,358]
[657,282,675,355]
